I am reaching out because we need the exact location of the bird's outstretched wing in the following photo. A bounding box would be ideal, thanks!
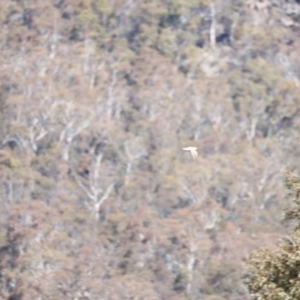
[182,147,198,160]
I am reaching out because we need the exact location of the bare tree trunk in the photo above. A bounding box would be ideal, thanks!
[210,2,216,48]
[74,153,114,220]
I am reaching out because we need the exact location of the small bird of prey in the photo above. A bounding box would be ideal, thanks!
[182,147,198,160]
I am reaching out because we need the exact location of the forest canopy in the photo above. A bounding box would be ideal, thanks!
[245,171,300,300]
[0,0,300,299]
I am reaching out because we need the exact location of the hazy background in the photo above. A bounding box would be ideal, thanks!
[0,0,300,299]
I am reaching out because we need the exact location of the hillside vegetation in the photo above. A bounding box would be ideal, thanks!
[0,0,300,299]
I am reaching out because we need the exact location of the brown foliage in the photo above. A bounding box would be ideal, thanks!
[0,0,299,299]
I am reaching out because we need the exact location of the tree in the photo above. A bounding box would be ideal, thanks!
[245,171,300,300]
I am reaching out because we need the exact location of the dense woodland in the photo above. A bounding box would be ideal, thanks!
[245,171,300,299]
[0,0,300,299]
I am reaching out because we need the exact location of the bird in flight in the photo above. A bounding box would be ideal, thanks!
[182,147,198,160]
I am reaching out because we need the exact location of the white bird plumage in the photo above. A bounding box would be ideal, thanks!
[182,147,198,160]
